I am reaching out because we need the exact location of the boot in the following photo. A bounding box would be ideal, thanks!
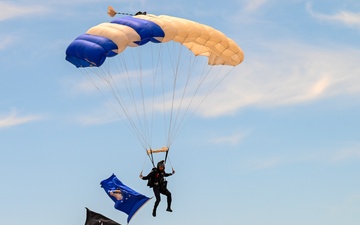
[152,208,157,217]
[166,207,172,212]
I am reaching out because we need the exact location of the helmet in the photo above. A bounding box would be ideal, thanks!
[157,160,165,169]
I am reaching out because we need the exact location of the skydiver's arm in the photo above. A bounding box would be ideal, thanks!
[140,171,153,180]
[164,169,175,177]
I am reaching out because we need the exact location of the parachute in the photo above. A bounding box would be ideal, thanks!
[65,11,244,163]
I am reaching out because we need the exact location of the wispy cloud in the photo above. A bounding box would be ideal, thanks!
[69,40,360,119]
[73,106,120,126]
[243,0,268,12]
[328,147,360,163]
[306,2,360,28]
[195,41,360,117]
[0,2,49,21]
[0,110,42,128]
[241,145,360,171]
[245,157,284,171]
[75,114,118,126]
[210,131,248,145]
[0,34,17,50]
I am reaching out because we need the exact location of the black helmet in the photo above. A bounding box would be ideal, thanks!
[157,160,165,169]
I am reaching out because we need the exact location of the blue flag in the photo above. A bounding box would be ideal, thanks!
[100,174,151,223]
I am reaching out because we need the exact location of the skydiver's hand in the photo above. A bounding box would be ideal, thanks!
[172,169,175,174]
[139,174,143,179]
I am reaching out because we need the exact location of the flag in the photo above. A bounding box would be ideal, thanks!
[100,174,151,223]
[85,207,121,225]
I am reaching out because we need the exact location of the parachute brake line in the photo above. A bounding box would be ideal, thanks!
[166,155,174,172]
[140,157,147,176]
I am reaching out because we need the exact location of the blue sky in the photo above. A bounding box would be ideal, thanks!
[1,0,360,225]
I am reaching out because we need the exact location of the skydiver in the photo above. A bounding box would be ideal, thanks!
[140,160,175,217]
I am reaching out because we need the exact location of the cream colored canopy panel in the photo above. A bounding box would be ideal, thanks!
[136,14,244,66]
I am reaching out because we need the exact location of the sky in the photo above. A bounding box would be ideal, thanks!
[1,0,360,225]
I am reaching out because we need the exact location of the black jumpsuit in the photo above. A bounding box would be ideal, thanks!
[142,168,173,216]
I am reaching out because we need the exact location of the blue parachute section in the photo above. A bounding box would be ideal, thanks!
[100,174,151,224]
[111,16,164,45]
[65,16,165,68]
[65,34,118,68]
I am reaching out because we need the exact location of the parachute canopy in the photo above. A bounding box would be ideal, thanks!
[65,14,244,68]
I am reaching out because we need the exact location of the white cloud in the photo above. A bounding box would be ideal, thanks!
[194,41,360,117]
[345,193,360,204]
[0,2,49,21]
[243,0,268,12]
[240,145,360,172]
[246,157,283,170]
[0,35,17,50]
[66,68,154,95]
[328,147,360,162]
[66,76,99,95]
[0,110,42,128]
[74,112,118,126]
[306,2,360,28]
[71,102,121,126]
[69,41,360,120]
[210,131,248,145]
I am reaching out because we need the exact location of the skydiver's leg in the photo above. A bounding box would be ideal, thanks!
[160,188,172,212]
[152,187,161,217]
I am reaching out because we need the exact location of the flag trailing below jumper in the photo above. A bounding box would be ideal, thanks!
[100,174,151,223]
[85,207,121,225]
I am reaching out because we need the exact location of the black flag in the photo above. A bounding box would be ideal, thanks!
[85,207,122,225]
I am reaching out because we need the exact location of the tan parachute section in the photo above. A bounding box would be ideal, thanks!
[135,14,244,66]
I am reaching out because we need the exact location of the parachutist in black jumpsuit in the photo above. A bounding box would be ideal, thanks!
[140,160,175,217]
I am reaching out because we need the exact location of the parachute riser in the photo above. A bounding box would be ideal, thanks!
[146,146,170,167]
